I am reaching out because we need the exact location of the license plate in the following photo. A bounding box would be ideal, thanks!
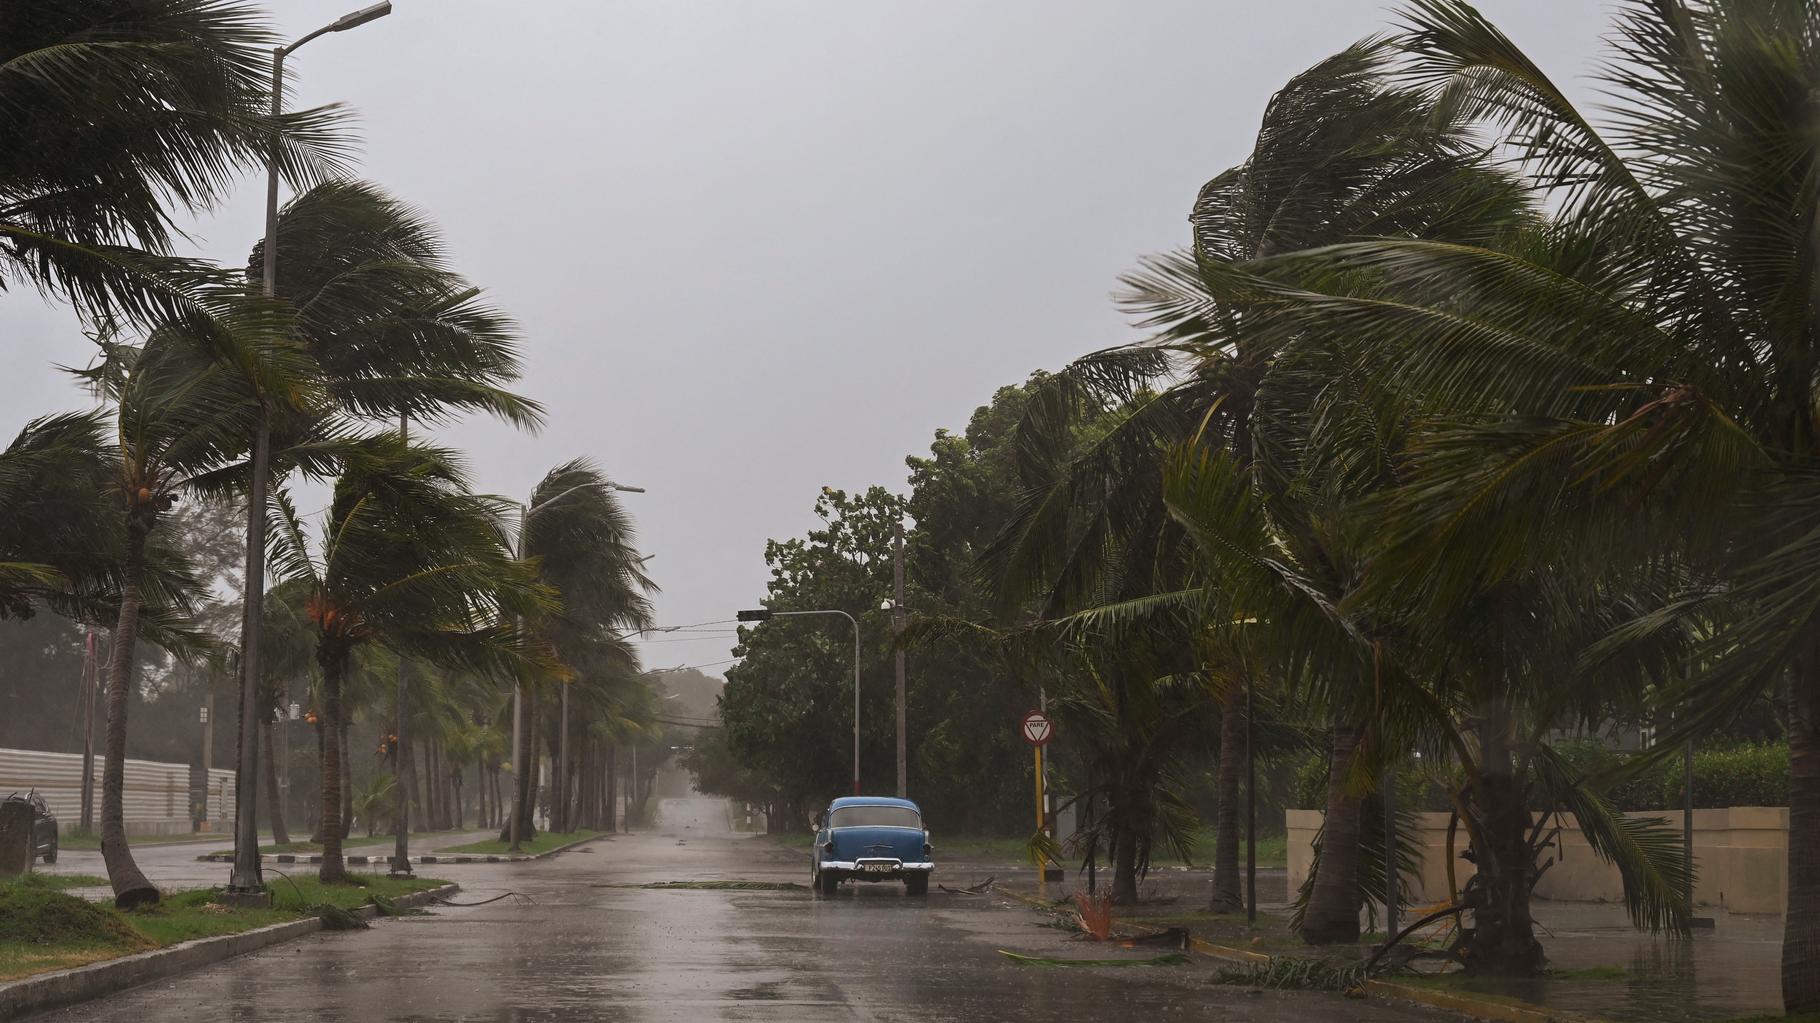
[863,862,894,873]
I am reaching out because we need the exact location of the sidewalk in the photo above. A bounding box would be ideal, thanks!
[932,854,1787,1022]
[1462,899,1784,1022]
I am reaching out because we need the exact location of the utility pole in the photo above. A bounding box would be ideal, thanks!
[228,0,393,908]
[391,413,413,877]
[79,631,98,831]
[1384,756,1398,936]
[893,520,907,798]
[200,674,215,830]
[1246,670,1257,924]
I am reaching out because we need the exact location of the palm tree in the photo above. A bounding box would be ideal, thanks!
[212,179,542,867]
[500,460,655,842]
[1185,0,1811,980]
[77,329,259,907]
[1,0,349,327]
[267,437,549,882]
[988,39,1527,928]
[0,413,118,620]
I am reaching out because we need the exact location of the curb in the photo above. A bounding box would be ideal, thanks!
[195,832,610,866]
[992,886,1602,1023]
[0,882,458,1022]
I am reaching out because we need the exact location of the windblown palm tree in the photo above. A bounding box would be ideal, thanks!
[0,0,349,326]
[0,413,118,620]
[501,460,655,842]
[267,437,550,882]
[988,40,1526,930]
[77,329,261,907]
[1188,0,1810,987]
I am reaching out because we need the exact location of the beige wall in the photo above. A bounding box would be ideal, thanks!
[1,747,235,837]
[1286,806,1788,915]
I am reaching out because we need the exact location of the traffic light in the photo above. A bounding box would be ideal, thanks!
[736,609,772,622]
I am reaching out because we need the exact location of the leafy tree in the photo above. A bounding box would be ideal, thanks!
[720,486,905,826]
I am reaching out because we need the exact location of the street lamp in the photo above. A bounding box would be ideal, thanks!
[504,479,645,851]
[227,0,393,907]
[738,608,863,794]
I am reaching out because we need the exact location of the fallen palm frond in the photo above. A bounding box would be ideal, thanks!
[998,949,1191,967]
[314,904,369,931]
[1214,956,1366,990]
[938,876,996,895]
[634,880,807,891]
[1073,891,1115,939]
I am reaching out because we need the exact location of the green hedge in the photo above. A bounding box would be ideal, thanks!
[1555,740,1788,811]
[1286,741,1789,813]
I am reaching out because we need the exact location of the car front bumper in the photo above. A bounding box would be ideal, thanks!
[819,860,935,878]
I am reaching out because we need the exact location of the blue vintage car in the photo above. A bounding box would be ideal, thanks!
[811,796,933,895]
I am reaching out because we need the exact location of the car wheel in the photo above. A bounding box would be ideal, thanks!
[905,873,928,896]
[816,869,840,895]
[43,847,56,865]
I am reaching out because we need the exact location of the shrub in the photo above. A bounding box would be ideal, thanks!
[1551,739,1788,810]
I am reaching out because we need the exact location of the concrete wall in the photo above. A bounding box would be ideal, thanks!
[0,747,235,837]
[1286,806,1789,915]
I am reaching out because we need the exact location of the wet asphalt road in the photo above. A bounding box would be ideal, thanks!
[31,796,1443,1022]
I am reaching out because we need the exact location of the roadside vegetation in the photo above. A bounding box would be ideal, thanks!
[3,0,669,915]
[698,0,1820,1011]
[0,873,445,981]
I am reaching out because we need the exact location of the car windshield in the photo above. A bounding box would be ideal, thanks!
[828,805,921,830]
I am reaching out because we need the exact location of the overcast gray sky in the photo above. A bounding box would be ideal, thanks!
[1,0,1610,673]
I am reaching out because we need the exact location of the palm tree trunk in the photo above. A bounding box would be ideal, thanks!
[1300,724,1366,944]
[1111,823,1140,905]
[261,717,289,845]
[99,517,158,909]
[605,743,618,832]
[339,713,353,839]
[1210,690,1244,911]
[309,720,326,843]
[476,759,488,829]
[1464,702,1545,976]
[529,693,544,832]
[451,769,464,830]
[550,712,567,834]
[318,651,349,883]
[424,740,440,829]
[1786,638,1820,1012]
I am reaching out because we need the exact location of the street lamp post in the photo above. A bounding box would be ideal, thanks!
[227,1,393,906]
[504,480,644,851]
[738,608,862,794]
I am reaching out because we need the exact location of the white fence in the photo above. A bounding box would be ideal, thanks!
[0,747,234,837]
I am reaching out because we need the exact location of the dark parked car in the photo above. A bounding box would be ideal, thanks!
[4,791,57,864]
[811,796,932,895]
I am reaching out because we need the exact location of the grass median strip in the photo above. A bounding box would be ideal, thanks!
[439,830,605,856]
[0,872,447,982]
